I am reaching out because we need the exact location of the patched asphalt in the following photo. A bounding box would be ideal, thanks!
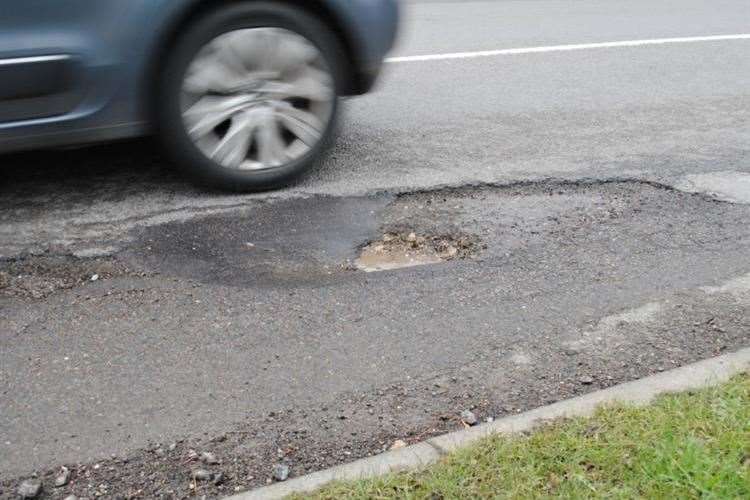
[2,0,750,498]
[2,181,750,498]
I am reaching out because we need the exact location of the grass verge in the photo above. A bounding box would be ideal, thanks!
[298,375,750,499]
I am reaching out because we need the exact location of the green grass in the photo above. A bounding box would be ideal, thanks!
[299,375,750,499]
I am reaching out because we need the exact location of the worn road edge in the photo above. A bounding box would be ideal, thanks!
[228,347,750,499]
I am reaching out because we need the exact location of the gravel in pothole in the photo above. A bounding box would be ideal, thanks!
[355,231,482,272]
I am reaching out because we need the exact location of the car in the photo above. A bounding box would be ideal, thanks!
[0,0,399,191]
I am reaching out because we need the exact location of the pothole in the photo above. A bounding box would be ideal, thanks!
[122,180,750,286]
[355,231,481,272]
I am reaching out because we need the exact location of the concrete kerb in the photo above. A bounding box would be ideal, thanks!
[228,347,750,500]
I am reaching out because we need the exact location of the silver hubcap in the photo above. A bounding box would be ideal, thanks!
[181,27,335,171]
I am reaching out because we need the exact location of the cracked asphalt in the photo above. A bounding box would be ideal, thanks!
[2,1,750,498]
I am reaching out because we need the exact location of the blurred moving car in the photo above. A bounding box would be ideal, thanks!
[0,0,398,190]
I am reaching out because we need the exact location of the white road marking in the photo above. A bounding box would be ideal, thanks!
[386,34,750,63]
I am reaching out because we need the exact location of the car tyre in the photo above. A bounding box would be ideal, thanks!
[156,2,345,192]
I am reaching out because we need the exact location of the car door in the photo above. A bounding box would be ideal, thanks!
[0,0,137,124]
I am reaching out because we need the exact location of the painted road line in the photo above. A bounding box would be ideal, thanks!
[386,34,750,63]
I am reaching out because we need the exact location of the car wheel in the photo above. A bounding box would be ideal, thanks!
[156,2,344,191]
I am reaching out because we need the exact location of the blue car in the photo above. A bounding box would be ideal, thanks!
[0,0,398,190]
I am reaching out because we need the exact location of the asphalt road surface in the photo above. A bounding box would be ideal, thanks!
[2,1,750,498]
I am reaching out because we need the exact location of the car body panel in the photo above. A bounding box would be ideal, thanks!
[0,0,398,152]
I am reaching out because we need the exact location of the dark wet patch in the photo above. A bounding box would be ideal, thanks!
[124,195,393,286]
